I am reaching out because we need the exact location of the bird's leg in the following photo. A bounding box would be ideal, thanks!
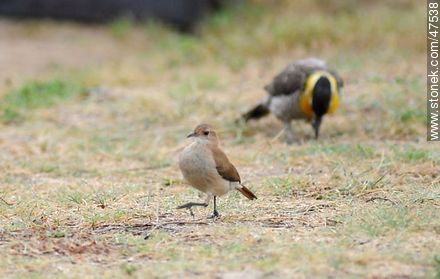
[312,116,323,139]
[213,196,219,218]
[284,122,296,144]
[177,202,208,217]
[208,196,220,219]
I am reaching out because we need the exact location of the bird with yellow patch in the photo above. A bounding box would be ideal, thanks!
[243,58,344,143]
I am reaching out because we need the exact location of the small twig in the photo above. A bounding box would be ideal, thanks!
[0,197,13,206]
[412,197,439,205]
[325,218,341,226]
[365,196,396,205]
[94,220,209,239]
[270,128,285,143]
[356,189,383,198]
[354,167,374,178]
[376,149,385,173]
[294,203,332,214]
[370,174,387,188]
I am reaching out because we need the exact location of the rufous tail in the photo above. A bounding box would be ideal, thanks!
[237,185,257,200]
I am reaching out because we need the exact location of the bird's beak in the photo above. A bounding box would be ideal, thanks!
[187,132,195,138]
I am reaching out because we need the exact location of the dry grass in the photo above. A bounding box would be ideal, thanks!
[0,1,438,278]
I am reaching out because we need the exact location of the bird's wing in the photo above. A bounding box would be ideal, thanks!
[210,146,241,183]
[265,59,343,96]
[264,63,307,96]
[211,145,257,200]
[299,58,344,88]
[264,60,324,96]
[328,68,344,88]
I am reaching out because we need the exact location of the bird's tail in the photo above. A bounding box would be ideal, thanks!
[237,185,257,200]
[242,103,270,122]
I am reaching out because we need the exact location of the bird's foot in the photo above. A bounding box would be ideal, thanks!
[208,209,220,219]
[177,202,208,217]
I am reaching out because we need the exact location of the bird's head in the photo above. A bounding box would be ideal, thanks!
[187,123,219,144]
[300,71,340,139]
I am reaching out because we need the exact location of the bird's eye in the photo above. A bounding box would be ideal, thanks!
[203,131,210,136]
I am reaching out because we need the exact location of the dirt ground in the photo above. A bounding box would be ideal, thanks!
[0,1,438,278]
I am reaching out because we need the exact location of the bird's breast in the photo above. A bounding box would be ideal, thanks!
[179,142,215,177]
[301,71,340,117]
[179,142,228,195]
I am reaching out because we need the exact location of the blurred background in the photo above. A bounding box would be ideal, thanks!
[0,0,422,93]
[0,0,425,136]
[1,1,436,278]
[0,0,227,32]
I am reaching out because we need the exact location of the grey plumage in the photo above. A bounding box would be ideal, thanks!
[264,58,343,97]
[243,58,343,143]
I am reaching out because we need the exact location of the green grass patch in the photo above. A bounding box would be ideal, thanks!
[291,143,376,158]
[338,174,387,197]
[138,1,423,71]
[262,176,295,196]
[1,79,84,124]
[109,18,134,38]
[46,229,66,238]
[393,146,433,162]
[168,74,221,99]
[434,255,440,279]
[342,204,439,238]
[396,108,425,124]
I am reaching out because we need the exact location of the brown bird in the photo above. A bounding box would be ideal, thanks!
[178,124,257,218]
